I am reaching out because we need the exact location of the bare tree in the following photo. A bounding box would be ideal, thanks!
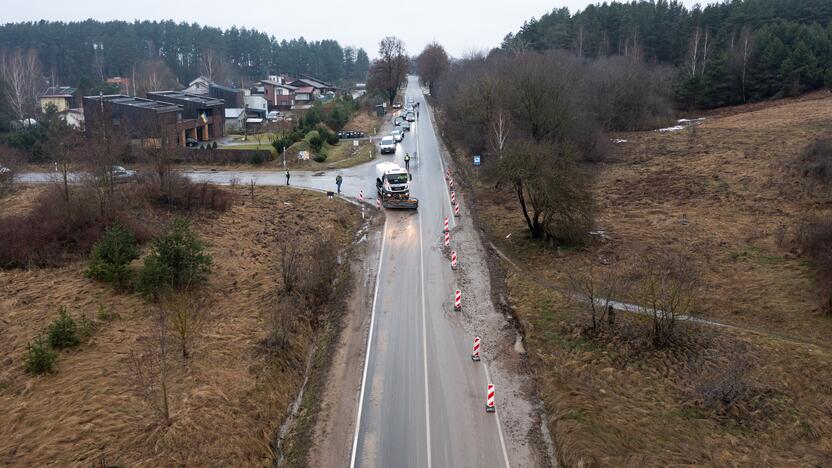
[277,232,302,294]
[566,259,620,333]
[39,104,80,201]
[367,36,408,106]
[0,48,41,121]
[728,26,755,103]
[489,107,511,161]
[416,42,449,95]
[165,293,206,359]
[199,49,236,85]
[135,58,179,97]
[129,309,172,425]
[635,253,699,348]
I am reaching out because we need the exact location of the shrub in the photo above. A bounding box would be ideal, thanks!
[211,141,218,150]
[798,138,832,186]
[326,133,340,145]
[796,217,832,314]
[47,306,81,349]
[313,153,327,162]
[250,153,265,165]
[309,135,324,153]
[137,218,212,298]
[139,172,233,212]
[86,223,140,289]
[25,335,57,374]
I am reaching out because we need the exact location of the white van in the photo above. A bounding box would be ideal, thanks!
[380,136,396,154]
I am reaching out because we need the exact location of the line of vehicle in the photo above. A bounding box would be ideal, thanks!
[348,216,388,468]
[483,363,511,468]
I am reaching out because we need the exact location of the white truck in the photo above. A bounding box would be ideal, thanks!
[375,162,418,209]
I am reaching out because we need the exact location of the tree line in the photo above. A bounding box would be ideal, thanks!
[502,0,832,109]
[0,20,369,95]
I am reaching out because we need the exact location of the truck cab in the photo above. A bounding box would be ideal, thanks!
[375,162,411,196]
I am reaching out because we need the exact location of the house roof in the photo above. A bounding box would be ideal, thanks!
[225,108,246,118]
[294,86,314,94]
[41,86,76,97]
[189,76,211,86]
[84,94,182,113]
[291,78,330,90]
[261,79,297,90]
[299,74,336,88]
[210,83,243,93]
[147,91,224,106]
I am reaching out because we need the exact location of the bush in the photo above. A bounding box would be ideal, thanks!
[326,133,340,145]
[140,172,233,212]
[137,218,212,298]
[86,223,140,289]
[309,135,324,153]
[47,306,81,349]
[24,335,57,374]
[313,154,327,162]
[211,141,218,150]
[250,153,265,165]
[798,138,832,186]
[797,217,832,314]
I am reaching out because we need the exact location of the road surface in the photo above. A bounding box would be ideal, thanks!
[18,76,516,467]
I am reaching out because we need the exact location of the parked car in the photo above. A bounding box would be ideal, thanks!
[380,136,396,154]
[392,102,402,109]
[406,97,415,105]
[111,166,137,183]
[186,138,199,147]
[337,130,366,139]
[405,112,415,122]
[401,121,411,132]
[391,129,404,142]
[393,117,403,126]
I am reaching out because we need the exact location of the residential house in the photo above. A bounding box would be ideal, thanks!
[244,94,268,119]
[289,75,338,95]
[62,108,85,129]
[224,108,246,133]
[147,91,225,143]
[260,79,296,109]
[39,86,77,112]
[292,86,315,109]
[184,76,211,95]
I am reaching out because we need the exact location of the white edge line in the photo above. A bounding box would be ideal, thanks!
[418,202,434,468]
[483,364,511,468]
[420,95,456,230]
[349,216,388,468]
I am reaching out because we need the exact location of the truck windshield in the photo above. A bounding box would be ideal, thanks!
[387,174,408,185]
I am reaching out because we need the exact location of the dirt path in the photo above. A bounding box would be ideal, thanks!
[306,216,384,467]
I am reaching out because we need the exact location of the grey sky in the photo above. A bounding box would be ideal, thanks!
[5,0,703,58]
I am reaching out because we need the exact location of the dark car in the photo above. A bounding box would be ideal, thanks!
[401,121,411,131]
[186,137,199,147]
[111,166,137,183]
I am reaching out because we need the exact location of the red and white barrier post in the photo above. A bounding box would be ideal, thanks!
[443,217,449,233]
[486,384,495,412]
[376,197,381,209]
[471,336,481,361]
[444,231,450,247]
[449,178,454,189]
[450,191,456,203]
[454,289,462,311]
[454,203,461,217]
[451,250,458,270]
[359,190,365,219]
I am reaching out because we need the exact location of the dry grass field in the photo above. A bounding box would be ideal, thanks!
[451,93,832,466]
[0,185,359,466]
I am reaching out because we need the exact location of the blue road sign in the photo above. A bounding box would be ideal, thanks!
[473,155,481,166]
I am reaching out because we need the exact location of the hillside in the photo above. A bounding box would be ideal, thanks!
[0,185,360,465]
[448,92,832,465]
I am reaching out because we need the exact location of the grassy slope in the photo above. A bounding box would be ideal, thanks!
[0,185,359,466]
[445,93,832,466]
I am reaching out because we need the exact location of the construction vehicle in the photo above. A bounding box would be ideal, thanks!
[375,162,418,209]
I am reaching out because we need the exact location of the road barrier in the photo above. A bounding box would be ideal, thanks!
[376,197,381,209]
[444,231,450,247]
[486,384,495,412]
[450,191,456,203]
[451,250,458,270]
[446,168,451,180]
[454,289,462,311]
[454,203,461,217]
[443,217,449,233]
[449,178,454,189]
[472,336,481,361]
[359,190,364,202]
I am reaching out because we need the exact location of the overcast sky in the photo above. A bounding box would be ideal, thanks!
[5,0,704,58]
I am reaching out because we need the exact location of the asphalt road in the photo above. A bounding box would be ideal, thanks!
[18,76,513,467]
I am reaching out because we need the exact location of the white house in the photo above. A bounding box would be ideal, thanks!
[185,76,211,95]
[224,108,246,133]
[244,95,268,118]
